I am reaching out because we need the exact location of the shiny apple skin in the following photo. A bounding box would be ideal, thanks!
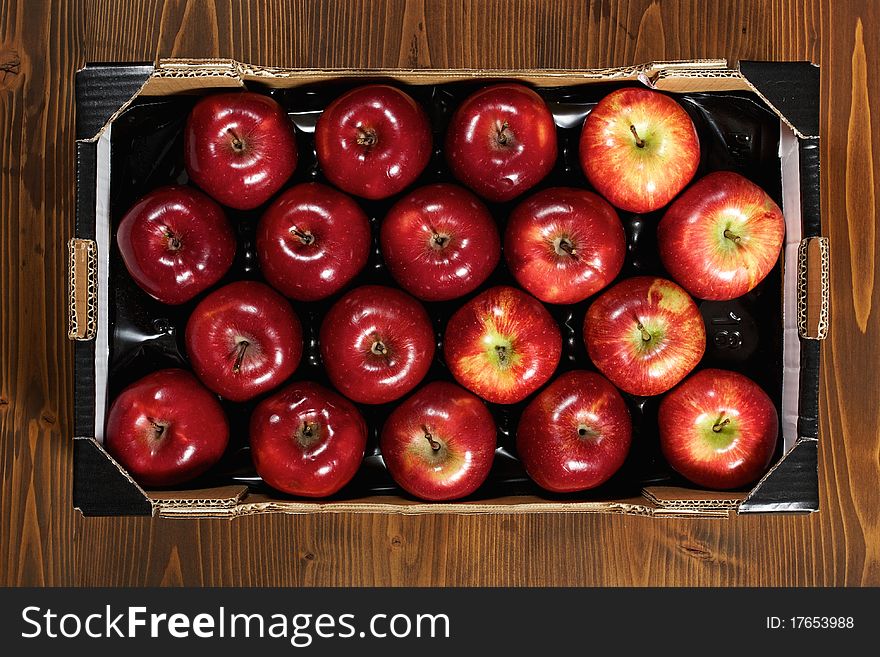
[315,85,432,200]
[380,381,496,501]
[444,286,562,404]
[658,171,785,301]
[516,370,632,493]
[117,185,236,305]
[446,84,558,202]
[185,92,298,210]
[257,182,371,301]
[380,183,500,301]
[579,87,700,213]
[584,276,705,397]
[249,381,368,497]
[505,187,626,304]
[105,369,229,487]
[320,285,435,404]
[185,281,303,402]
[659,368,778,490]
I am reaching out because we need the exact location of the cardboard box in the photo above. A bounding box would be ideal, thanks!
[70,59,828,518]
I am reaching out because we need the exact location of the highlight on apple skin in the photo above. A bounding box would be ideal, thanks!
[516,370,632,493]
[579,87,700,214]
[658,171,786,301]
[380,381,497,501]
[583,276,706,397]
[444,285,562,405]
[658,368,779,490]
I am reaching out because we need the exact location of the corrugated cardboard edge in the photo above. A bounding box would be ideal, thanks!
[151,494,729,519]
[798,237,830,340]
[68,238,97,340]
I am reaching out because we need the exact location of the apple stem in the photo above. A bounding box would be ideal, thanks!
[629,124,646,148]
[290,225,315,245]
[723,228,742,243]
[371,339,388,356]
[164,230,182,251]
[356,126,378,147]
[150,420,166,438]
[421,425,442,452]
[227,128,244,152]
[232,340,250,373]
[712,416,731,433]
[495,120,513,146]
[636,321,652,343]
[556,237,578,258]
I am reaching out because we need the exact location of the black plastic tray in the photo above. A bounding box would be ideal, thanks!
[105,78,783,501]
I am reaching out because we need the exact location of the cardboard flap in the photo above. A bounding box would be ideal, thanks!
[739,438,819,513]
[641,487,745,513]
[73,438,153,517]
[738,61,820,139]
[76,63,153,140]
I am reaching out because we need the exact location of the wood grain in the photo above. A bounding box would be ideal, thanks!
[1,0,878,586]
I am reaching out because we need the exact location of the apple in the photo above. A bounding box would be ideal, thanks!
[380,183,500,301]
[516,370,631,493]
[504,187,626,304]
[185,280,303,402]
[579,87,700,213]
[105,368,229,486]
[256,182,371,301]
[659,368,778,490]
[658,171,785,301]
[444,286,562,404]
[249,381,368,497]
[185,91,298,210]
[584,276,705,396]
[315,85,432,200]
[116,185,236,305]
[320,285,435,404]
[445,83,557,202]
[380,381,496,501]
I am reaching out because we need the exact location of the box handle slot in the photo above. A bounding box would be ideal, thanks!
[68,238,98,341]
[797,236,829,340]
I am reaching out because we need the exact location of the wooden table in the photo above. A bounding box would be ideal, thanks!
[1,0,876,586]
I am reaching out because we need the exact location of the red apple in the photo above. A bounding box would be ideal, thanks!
[105,369,229,486]
[446,84,557,202]
[315,85,432,200]
[504,187,626,304]
[444,286,562,404]
[380,381,496,501]
[185,91,298,210]
[579,87,700,213]
[256,182,371,301]
[320,285,435,404]
[659,368,778,490]
[249,381,368,497]
[658,171,785,301]
[516,370,631,493]
[116,185,236,305]
[185,281,302,402]
[380,183,500,301]
[584,276,705,397]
